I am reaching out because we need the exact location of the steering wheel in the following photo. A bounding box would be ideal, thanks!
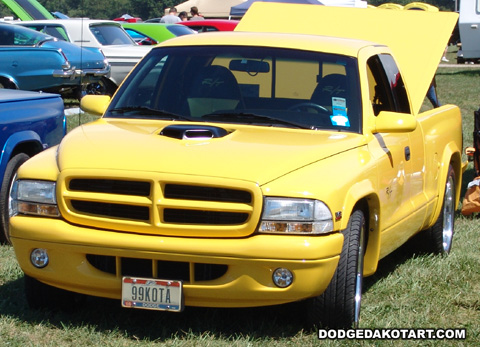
[288,102,330,114]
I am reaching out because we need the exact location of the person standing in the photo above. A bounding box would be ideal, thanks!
[179,11,188,21]
[160,7,181,23]
[190,6,205,20]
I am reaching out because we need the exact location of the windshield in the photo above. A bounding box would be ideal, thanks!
[107,46,361,132]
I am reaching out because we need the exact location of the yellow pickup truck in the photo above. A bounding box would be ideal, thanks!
[8,4,462,328]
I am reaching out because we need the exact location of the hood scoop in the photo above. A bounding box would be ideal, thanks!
[160,124,230,140]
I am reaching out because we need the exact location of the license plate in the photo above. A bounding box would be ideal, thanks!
[121,277,183,312]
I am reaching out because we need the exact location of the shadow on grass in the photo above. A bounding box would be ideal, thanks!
[0,276,310,341]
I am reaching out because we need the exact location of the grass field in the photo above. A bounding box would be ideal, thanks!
[1,65,479,346]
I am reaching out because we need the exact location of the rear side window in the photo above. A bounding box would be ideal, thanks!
[167,26,196,36]
[90,25,133,45]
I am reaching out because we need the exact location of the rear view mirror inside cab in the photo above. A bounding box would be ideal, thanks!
[229,59,270,73]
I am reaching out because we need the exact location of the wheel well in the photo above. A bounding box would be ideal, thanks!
[351,195,380,277]
[449,153,463,209]
[10,141,43,159]
[0,76,17,89]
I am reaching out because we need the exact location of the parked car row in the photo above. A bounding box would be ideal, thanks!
[0,23,109,98]
[1,18,239,98]
[15,19,153,95]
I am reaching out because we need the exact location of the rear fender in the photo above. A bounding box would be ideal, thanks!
[427,142,463,227]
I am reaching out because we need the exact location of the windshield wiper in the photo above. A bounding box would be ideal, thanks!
[201,112,313,129]
[109,107,193,121]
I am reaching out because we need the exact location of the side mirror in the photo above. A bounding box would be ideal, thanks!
[373,111,417,133]
[80,95,111,116]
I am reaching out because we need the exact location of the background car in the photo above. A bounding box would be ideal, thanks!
[179,19,239,32]
[0,23,110,98]
[122,23,195,45]
[16,19,152,95]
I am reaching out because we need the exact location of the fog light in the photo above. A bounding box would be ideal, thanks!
[272,268,293,288]
[30,248,49,268]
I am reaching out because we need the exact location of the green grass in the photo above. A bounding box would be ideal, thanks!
[1,67,480,345]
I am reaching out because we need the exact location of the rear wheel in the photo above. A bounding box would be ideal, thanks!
[0,153,30,244]
[425,165,456,255]
[307,209,366,328]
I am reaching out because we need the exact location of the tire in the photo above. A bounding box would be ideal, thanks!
[0,153,30,244]
[425,165,456,255]
[24,274,85,311]
[81,77,117,99]
[306,209,366,328]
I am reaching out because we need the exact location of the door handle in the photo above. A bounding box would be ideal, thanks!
[405,146,411,161]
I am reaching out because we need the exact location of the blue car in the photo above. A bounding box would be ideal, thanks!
[0,23,110,98]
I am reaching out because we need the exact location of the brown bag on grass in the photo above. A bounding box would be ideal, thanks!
[461,176,480,216]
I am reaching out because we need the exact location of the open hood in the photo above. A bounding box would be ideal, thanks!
[236,3,458,115]
[2,0,54,20]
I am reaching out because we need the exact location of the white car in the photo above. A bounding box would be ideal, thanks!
[16,19,153,94]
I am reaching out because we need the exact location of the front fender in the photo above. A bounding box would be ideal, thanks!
[341,180,381,277]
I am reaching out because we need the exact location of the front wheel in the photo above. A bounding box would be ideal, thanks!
[306,209,366,328]
[0,153,30,244]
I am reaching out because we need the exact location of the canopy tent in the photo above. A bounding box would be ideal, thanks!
[230,0,322,17]
[169,0,247,18]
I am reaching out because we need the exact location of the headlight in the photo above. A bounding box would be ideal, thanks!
[258,198,333,235]
[10,180,60,217]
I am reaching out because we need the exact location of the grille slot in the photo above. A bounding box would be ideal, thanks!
[72,200,150,221]
[164,184,252,203]
[69,179,151,196]
[164,208,248,225]
[86,254,228,282]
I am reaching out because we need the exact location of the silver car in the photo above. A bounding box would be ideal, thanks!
[17,19,153,94]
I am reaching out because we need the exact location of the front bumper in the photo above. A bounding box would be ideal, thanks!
[11,216,343,307]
